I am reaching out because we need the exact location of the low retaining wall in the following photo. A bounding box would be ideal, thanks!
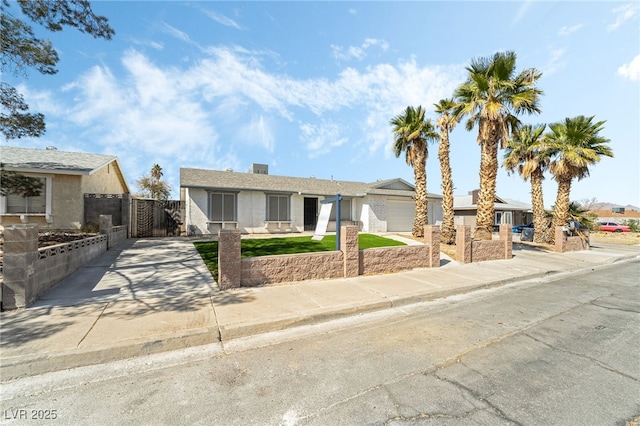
[555,226,589,252]
[35,235,107,302]
[360,245,429,275]
[456,224,513,263]
[242,251,344,286]
[218,225,441,289]
[100,215,128,248]
[2,217,130,310]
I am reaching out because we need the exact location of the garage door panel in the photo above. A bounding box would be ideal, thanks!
[387,200,414,232]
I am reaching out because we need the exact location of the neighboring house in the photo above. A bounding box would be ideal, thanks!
[0,146,130,231]
[593,206,640,223]
[180,164,443,235]
[453,189,532,229]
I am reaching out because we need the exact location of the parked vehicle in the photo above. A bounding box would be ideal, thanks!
[512,223,534,233]
[598,221,631,232]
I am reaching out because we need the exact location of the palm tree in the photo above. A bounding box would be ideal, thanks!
[150,164,163,183]
[434,98,459,245]
[390,106,439,238]
[149,164,164,199]
[503,124,552,243]
[547,115,612,234]
[454,51,543,240]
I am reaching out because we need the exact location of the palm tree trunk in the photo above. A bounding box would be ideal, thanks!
[530,169,548,243]
[475,120,499,240]
[552,176,572,232]
[438,129,455,245]
[412,150,428,238]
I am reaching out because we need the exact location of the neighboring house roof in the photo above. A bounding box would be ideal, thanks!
[1,146,130,192]
[180,167,442,199]
[453,193,531,211]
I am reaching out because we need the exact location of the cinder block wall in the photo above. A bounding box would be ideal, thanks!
[219,225,440,288]
[35,236,108,300]
[241,252,344,286]
[555,226,589,252]
[2,217,129,309]
[456,224,512,263]
[360,245,429,275]
[2,225,107,309]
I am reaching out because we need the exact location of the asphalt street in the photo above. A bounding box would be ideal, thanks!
[1,259,638,425]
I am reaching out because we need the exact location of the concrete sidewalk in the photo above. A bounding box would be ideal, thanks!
[1,237,638,381]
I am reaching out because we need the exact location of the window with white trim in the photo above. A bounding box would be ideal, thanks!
[329,197,352,221]
[209,192,236,221]
[495,211,513,225]
[0,176,50,215]
[267,194,290,221]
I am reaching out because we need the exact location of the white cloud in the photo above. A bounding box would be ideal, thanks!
[608,3,639,31]
[331,38,389,61]
[238,115,276,152]
[26,45,463,193]
[300,121,348,158]
[558,24,583,36]
[62,50,219,168]
[201,9,244,30]
[511,0,533,27]
[618,54,640,81]
[161,22,191,43]
[544,48,567,76]
[130,38,164,50]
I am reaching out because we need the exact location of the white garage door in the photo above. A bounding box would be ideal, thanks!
[387,199,415,232]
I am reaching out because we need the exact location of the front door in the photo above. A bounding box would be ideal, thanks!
[304,197,318,231]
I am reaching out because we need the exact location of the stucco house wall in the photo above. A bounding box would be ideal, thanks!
[52,175,83,229]
[361,195,386,233]
[81,162,128,194]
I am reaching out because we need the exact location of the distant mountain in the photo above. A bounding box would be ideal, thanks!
[591,202,640,212]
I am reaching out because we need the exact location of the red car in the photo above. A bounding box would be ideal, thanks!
[598,221,631,232]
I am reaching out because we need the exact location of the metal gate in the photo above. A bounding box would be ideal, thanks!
[131,199,184,237]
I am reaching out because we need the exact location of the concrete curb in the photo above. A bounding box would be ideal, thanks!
[1,326,220,382]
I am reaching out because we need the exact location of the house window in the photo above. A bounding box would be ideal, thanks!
[1,177,48,214]
[267,194,290,221]
[329,198,352,221]
[495,211,513,225]
[209,192,236,221]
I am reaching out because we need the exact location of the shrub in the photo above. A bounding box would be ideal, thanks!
[621,219,640,232]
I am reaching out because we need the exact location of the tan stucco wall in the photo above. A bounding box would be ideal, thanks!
[52,174,84,229]
[81,162,129,195]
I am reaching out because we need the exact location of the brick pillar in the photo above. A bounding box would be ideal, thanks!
[499,224,513,259]
[218,229,241,290]
[2,224,39,309]
[99,214,113,231]
[424,225,441,267]
[122,193,132,238]
[341,225,359,277]
[456,225,472,264]
[99,214,113,248]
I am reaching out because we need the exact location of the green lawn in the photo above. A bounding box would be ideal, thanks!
[194,234,405,277]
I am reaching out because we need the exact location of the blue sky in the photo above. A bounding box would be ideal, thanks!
[4,1,639,208]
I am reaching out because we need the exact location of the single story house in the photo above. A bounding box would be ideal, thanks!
[180,164,443,235]
[0,146,130,231]
[454,189,532,229]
